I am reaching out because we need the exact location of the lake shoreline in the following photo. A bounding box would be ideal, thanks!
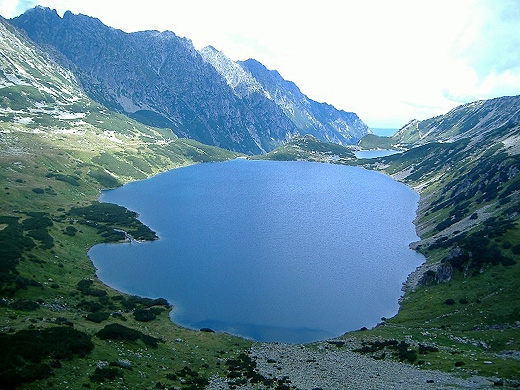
[90,159,425,344]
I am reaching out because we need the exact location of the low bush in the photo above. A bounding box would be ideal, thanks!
[46,172,80,186]
[396,341,418,363]
[0,363,53,389]
[501,256,516,266]
[418,344,439,354]
[77,300,103,313]
[0,327,93,388]
[69,202,157,241]
[0,216,35,275]
[76,279,107,297]
[354,339,429,364]
[133,308,156,322]
[85,311,110,323]
[26,228,54,249]
[174,366,209,389]
[21,213,53,230]
[89,367,121,383]
[96,323,160,348]
[354,339,398,354]
[64,226,77,236]
[120,296,169,310]
[10,300,39,311]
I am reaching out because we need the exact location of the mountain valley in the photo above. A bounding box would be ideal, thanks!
[0,7,519,389]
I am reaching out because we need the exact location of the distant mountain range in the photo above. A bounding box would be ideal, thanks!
[10,6,369,154]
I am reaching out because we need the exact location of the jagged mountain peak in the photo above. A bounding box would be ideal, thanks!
[200,48,369,145]
[240,59,290,87]
[25,5,59,16]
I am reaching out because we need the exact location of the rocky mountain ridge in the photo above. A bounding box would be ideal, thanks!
[393,95,520,147]
[200,46,369,146]
[10,6,369,154]
[198,46,265,98]
[240,58,368,145]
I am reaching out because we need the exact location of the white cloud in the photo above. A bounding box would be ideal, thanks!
[443,64,520,103]
[3,0,520,128]
[0,0,37,17]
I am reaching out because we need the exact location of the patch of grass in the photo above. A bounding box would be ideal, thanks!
[87,167,120,188]
[92,152,147,180]
[358,134,397,150]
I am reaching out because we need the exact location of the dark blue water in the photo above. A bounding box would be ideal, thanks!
[89,159,424,343]
[354,149,401,159]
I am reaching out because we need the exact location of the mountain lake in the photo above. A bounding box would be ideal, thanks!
[88,159,425,343]
[354,149,401,159]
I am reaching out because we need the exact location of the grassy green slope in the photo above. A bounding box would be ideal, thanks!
[354,131,520,381]
[252,134,355,162]
[0,18,252,389]
[357,133,398,150]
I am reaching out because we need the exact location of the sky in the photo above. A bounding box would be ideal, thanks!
[2,0,520,129]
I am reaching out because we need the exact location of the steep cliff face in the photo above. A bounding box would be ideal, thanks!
[239,58,370,145]
[11,7,369,154]
[199,45,369,145]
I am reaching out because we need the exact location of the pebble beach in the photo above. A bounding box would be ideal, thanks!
[208,341,498,389]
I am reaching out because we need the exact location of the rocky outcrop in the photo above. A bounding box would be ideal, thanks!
[402,261,454,292]
[416,262,453,287]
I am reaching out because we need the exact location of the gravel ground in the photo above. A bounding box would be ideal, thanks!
[208,341,499,389]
